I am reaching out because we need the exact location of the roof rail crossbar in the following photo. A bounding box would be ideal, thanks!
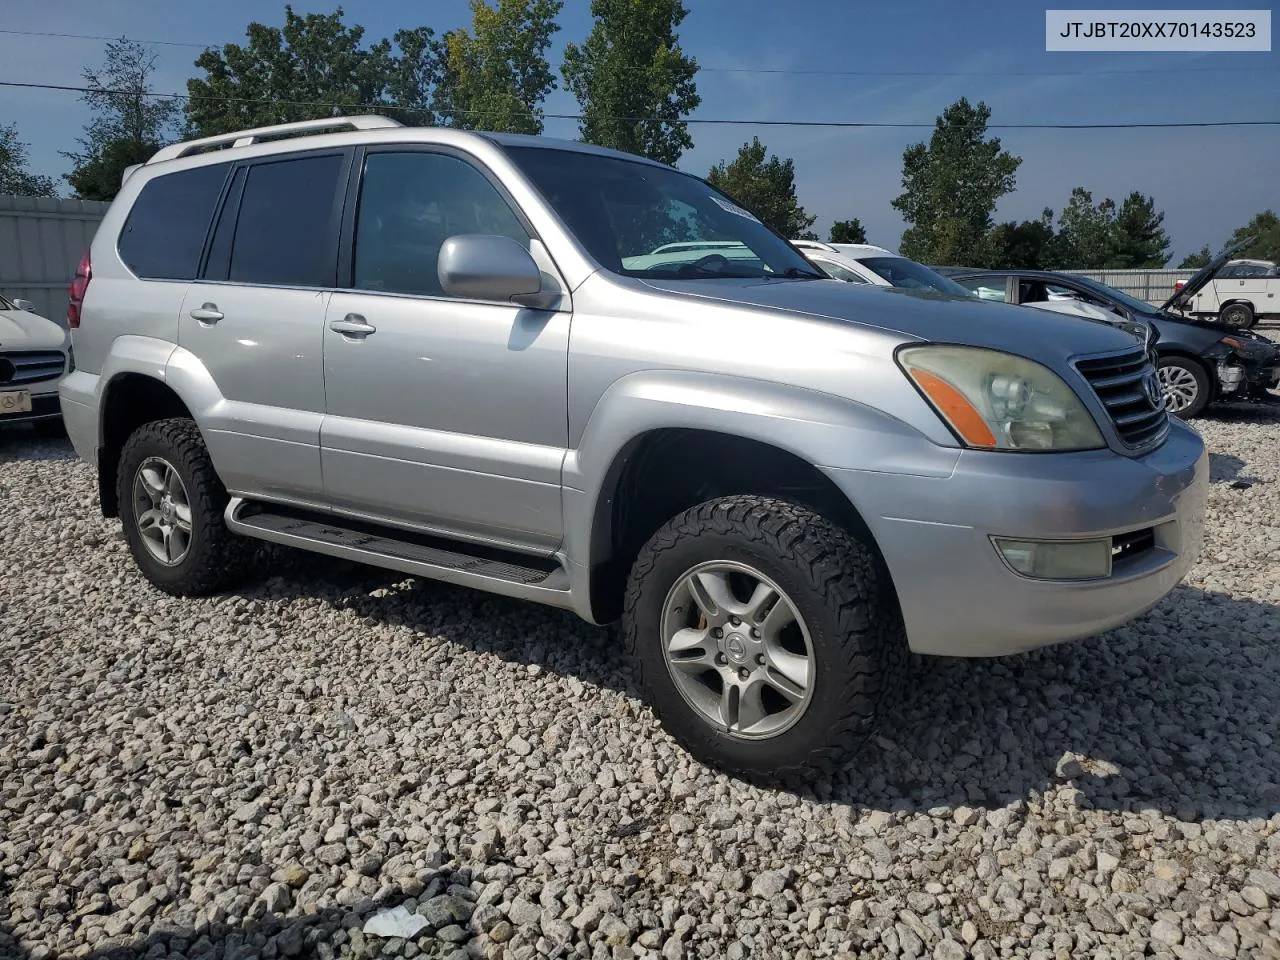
[147,115,403,165]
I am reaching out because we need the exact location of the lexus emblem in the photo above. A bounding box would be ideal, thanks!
[1143,371,1164,410]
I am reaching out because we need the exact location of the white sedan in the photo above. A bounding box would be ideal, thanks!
[0,294,70,436]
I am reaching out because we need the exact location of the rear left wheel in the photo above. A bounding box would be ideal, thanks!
[117,418,252,596]
[622,495,907,782]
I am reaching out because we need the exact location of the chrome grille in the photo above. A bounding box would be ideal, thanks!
[0,351,66,386]
[1075,348,1169,449]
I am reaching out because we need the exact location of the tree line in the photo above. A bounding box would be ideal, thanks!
[1,2,1275,269]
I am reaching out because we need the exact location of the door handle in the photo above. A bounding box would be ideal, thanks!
[189,303,223,324]
[329,314,377,338]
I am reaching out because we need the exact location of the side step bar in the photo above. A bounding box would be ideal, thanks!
[225,498,574,610]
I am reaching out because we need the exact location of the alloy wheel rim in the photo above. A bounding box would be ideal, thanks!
[660,561,815,740]
[1157,366,1199,413]
[132,456,193,566]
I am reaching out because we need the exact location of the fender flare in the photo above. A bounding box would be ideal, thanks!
[560,368,959,586]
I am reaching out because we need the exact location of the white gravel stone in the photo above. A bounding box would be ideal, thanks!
[3,407,1280,959]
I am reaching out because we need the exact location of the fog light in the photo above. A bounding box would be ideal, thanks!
[994,538,1112,580]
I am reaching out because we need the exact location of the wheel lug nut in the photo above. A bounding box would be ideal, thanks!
[715,654,727,665]
[711,627,723,639]
[729,616,741,626]
[755,654,765,666]
[738,668,750,681]
[750,627,760,638]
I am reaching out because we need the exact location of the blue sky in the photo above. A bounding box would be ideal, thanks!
[2,0,1277,261]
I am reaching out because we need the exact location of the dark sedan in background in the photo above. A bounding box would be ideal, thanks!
[948,269,1280,417]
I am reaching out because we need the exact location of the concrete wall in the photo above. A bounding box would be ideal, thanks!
[0,195,110,325]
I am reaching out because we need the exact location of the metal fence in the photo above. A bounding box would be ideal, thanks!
[0,195,110,325]
[1065,268,1188,306]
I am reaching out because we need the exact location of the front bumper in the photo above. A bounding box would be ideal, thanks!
[0,380,63,424]
[823,419,1208,657]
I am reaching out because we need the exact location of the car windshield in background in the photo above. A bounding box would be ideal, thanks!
[503,146,824,281]
[858,256,975,296]
[1070,276,1163,316]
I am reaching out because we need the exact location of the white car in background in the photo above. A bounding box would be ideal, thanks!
[0,294,70,436]
[791,240,977,297]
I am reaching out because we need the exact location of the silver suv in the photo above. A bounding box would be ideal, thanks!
[60,116,1208,779]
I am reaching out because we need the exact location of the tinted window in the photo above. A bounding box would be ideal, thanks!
[229,153,345,287]
[352,152,529,297]
[955,276,1009,301]
[504,146,824,280]
[119,164,229,280]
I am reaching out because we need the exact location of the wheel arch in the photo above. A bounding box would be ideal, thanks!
[97,373,195,517]
[564,371,954,624]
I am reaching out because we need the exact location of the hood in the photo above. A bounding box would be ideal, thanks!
[0,307,70,351]
[639,277,1143,367]
[1161,236,1252,311]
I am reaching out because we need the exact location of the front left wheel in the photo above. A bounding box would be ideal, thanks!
[117,418,252,596]
[622,495,907,782]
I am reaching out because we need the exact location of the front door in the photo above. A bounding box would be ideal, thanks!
[179,149,350,504]
[320,148,569,553]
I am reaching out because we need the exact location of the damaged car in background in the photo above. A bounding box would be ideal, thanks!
[949,269,1280,418]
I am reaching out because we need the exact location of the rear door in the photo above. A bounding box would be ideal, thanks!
[178,148,351,505]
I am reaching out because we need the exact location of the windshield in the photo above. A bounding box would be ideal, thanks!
[1068,276,1162,316]
[503,146,824,281]
[857,256,975,296]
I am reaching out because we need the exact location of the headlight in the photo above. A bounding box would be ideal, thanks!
[898,345,1105,452]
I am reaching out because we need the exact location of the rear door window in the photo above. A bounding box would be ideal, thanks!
[226,153,347,288]
[118,163,230,280]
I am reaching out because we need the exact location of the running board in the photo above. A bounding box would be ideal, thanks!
[225,498,574,609]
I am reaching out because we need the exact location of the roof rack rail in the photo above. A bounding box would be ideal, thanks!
[146,115,403,165]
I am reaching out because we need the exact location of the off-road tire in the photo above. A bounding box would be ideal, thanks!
[1220,302,1255,330]
[622,495,907,783]
[117,418,252,596]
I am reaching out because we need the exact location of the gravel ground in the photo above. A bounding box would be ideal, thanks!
[2,407,1279,960]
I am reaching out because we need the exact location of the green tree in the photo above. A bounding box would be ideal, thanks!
[1053,187,1171,268]
[185,7,437,137]
[1177,245,1212,269]
[1054,187,1116,268]
[0,123,56,197]
[435,0,563,134]
[62,38,179,201]
[828,218,867,244]
[706,137,815,238]
[1226,210,1280,263]
[983,209,1057,269]
[892,97,1021,265]
[1109,191,1170,267]
[561,0,699,164]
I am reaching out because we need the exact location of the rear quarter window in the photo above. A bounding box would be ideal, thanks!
[118,164,230,280]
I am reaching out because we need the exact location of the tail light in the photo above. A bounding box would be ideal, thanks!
[68,249,92,329]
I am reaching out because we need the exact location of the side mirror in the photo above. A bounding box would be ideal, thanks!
[12,298,35,312]
[438,235,543,303]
